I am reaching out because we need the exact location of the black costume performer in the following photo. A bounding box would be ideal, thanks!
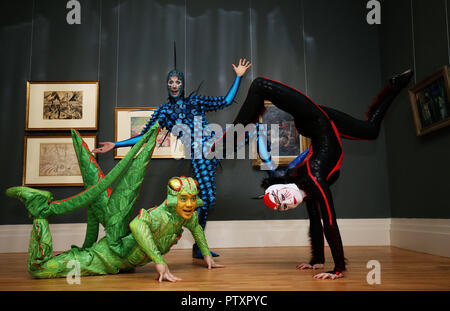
[218,70,413,277]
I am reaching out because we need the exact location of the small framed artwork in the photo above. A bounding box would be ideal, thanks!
[23,135,97,186]
[408,66,450,136]
[114,107,185,159]
[26,81,99,131]
[252,101,310,167]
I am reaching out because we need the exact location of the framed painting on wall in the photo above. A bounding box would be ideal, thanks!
[22,135,97,187]
[114,107,185,159]
[408,66,450,136]
[26,81,99,131]
[252,101,311,167]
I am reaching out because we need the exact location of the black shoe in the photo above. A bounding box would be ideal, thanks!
[389,69,414,89]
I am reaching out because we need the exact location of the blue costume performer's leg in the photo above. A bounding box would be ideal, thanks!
[191,158,220,258]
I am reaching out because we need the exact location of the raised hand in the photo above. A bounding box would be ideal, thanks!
[232,58,252,77]
[155,263,182,282]
[204,255,225,270]
[92,142,115,154]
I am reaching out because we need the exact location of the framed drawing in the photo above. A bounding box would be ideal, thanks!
[252,101,310,167]
[26,81,99,131]
[114,107,185,159]
[408,66,450,136]
[23,135,97,186]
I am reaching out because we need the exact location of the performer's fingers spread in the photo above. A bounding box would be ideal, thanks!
[166,273,179,282]
[165,273,173,281]
[314,273,326,279]
[296,263,312,269]
[314,272,338,280]
[168,271,182,281]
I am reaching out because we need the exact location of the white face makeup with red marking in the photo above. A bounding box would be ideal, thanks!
[264,184,306,211]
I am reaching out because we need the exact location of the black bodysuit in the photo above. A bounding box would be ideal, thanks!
[229,72,412,275]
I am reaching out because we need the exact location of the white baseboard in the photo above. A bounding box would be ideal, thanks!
[0,218,390,253]
[2,218,449,258]
[0,223,107,254]
[174,218,391,250]
[390,218,450,258]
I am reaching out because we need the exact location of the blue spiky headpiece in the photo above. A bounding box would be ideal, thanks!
[167,42,185,99]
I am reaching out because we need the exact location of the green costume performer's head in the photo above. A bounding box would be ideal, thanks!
[166,176,203,220]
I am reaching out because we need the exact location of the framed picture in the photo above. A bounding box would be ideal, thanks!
[26,81,99,131]
[408,66,450,136]
[114,107,185,159]
[23,135,97,187]
[252,101,310,167]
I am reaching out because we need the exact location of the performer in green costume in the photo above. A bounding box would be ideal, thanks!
[6,123,223,282]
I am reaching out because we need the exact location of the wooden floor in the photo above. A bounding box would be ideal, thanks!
[1,246,450,291]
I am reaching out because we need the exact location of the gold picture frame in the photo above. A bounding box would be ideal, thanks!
[252,101,311,167]
[22,135,97,187]
[114,107,185,159]
[26,81,99,131]
[408,66,450,136]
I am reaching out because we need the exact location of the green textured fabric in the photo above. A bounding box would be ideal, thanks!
[130,204,211,266]
[71,129,108,248]
[6,122,212,279]
[166,177,203,208]
[6,123,158,221]
[27,218,136,278]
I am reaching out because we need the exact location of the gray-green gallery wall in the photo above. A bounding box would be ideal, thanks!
[380,0,450,218]
[3,0,446,226]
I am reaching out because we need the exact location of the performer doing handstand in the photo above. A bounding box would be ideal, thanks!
[216,69,413,279]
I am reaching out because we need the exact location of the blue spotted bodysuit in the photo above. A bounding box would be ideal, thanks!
[114,76,242,235]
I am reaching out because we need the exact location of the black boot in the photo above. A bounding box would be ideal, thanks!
[367,69,414,124]
[389,69,414,90]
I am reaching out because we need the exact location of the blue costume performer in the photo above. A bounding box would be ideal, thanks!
[93,55,251,258]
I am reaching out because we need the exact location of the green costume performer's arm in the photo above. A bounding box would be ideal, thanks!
[129,210,167,266]
[184,211,211,257]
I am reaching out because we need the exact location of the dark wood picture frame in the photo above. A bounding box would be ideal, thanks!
[252,100,311,168]
[114,107,185,159]
[408,66,450,136]
[26,81,99,131]
[22,134,97,187]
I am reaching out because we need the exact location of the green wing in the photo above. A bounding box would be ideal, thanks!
[104,123,160,257]
[71,129,108,248]
[71,123,160,254]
